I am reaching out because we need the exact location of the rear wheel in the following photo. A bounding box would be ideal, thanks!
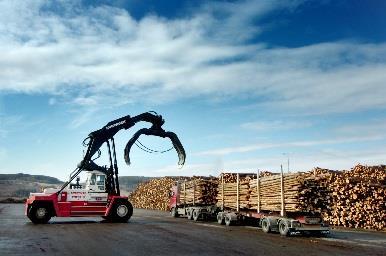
[110,201,133,223]
[261,218,271,233]
[28,205,51,224]
[224,214,233,226]
[186,209,193,220]
[192,210,200,221]
[279,220,290,236]
[217,213,225,225]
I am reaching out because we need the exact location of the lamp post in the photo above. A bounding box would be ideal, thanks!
[282,153,290,173]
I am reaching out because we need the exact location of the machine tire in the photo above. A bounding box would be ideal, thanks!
[279,220,290,236]
[186,209,193,220]
[110,201,133,223]
[28,204,51,224]
[171,207,179,218]
[261,218,271,233]
[192,209,200,221]
[224,214,233,226]
[217,213,225,225]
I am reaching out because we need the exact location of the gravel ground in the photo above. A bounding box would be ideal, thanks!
[0,204,385,256]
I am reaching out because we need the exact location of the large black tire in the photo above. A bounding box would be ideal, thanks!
[110,201,133,223]
[279,220,290,236]
[28,204,51,224]
[261,218,271,233]
[187,209,193,220]
[192,210,200,221]
[224,214,233,226]
[217,213,225,225]
[171,207,179,218]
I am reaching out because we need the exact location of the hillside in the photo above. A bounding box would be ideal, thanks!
[0,173,62,184]
[0,173,154,202]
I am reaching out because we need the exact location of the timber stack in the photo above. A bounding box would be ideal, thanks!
[321,164,386,230]
[129,177,176,211]
[216,173,252,210]
[179,178,218,205]
[249,172,330,213]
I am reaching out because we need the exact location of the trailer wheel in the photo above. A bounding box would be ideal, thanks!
[261,218,271,233]
[171,207,179,218]
[110,201,133,223]
[224,214,233,226]
[28,204,51,224]
[279,220,290,236]
[187,209,193,220]
[192,210,200,221]
[217,213,225,225]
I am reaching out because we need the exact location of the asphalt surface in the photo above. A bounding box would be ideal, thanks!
[0,204,385,256]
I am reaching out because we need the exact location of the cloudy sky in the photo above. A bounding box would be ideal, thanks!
[0,0,385,180]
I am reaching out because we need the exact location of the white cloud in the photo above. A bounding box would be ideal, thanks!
[241,120,312,131]
[0,0,385,116]
[196,134,385,156]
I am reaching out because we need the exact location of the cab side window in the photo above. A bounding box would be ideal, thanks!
[90,174,96,185]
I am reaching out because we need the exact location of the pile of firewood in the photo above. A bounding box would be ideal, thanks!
[129,177,176,211]
[179,178,218,205]
[216,173,252,210]
[320,165,386,230]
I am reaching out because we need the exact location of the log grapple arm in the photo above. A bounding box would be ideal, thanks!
[58,112,186,195]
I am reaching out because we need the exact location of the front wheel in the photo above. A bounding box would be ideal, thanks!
[171,207,179,218]
[110,201,133,223]
[28,205,51,224]
[261,218,271,233]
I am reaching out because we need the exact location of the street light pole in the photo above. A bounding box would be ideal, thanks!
[282,153,290,173]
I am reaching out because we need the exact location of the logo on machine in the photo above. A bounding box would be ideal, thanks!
[106,120,126,130]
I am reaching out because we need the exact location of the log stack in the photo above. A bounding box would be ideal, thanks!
[129,177,177,211]
[179,178,218,205]
[320,165,386,230]
[216,173,252,210]
[249,172,330,213]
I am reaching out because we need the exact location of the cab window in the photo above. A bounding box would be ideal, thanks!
[96,175,105,190]
[90,174,96,185]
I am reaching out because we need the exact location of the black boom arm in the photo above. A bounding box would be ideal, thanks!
[58,112,186,195]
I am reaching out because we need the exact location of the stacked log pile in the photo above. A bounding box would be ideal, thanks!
[320,165,386,230]
[216,173,252,210]
[128,165,385,230]
[248,172,330,213]
[179,178,218,205]
[129,177,176,211]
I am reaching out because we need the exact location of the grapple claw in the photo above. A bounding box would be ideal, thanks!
[124,128,186,167]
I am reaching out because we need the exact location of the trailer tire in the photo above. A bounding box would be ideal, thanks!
[110,201,133,223]
[28,204,51,224]
[261,218,271,233]
[192,210,200,221]
[279,220,290,236]
[171,207,179,218]
[224,214,232,226]
[187,209,193,220]
[217,213,225,225]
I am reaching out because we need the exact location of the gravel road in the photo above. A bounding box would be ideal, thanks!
[0,204,385,256]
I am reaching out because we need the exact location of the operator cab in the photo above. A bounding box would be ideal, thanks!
[85,171,106,192]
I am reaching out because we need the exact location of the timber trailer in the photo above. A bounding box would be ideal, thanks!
[169,169,330,237]
[26,112,186,224]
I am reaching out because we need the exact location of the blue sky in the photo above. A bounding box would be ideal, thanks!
[0,0,386,181]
